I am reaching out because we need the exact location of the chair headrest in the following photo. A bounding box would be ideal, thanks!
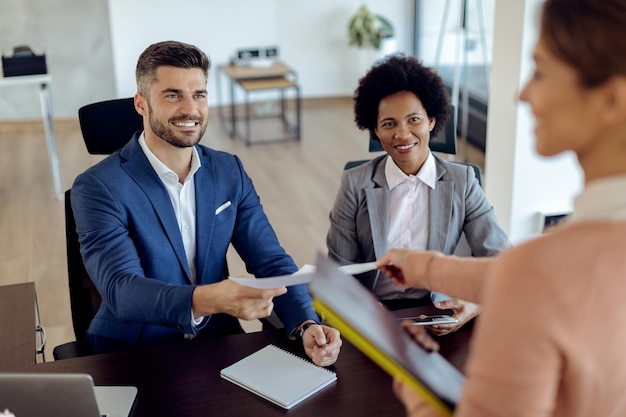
[78,97,143,155]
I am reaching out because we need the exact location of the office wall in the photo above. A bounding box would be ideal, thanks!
[0,0,411,119]
[0,0,582,244]
[0,0,115,119]
[107,0,413,106]
[484,0,582,244]
[417,0,495,67]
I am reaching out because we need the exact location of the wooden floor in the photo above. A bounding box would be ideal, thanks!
[0,96,484,362]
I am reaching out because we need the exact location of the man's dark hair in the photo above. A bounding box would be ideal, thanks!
[136,40,211,97]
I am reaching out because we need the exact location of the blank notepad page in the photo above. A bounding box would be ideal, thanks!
[220,344,337,409]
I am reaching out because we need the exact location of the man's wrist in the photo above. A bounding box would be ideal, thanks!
[293,320,318,340]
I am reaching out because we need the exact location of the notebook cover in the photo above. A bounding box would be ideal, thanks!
[307,253,465,417]
[220,344,337,409]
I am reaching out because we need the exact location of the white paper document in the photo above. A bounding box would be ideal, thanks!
[338,261,377,275]
[228,262,378,289]
[228,273,315,289]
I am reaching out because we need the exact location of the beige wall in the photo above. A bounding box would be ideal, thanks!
[484,0,582,243]
[0,0,115,119]
[0,0,411,120]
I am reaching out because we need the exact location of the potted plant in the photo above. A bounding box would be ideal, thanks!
[347,4,395,50]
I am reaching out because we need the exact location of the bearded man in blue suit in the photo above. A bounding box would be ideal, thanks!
[71,40,341,366]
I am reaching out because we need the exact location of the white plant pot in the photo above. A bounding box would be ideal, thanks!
[350,37,398,85]
[380,37,398,57]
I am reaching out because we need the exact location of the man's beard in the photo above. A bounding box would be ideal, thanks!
[147,102,207,148]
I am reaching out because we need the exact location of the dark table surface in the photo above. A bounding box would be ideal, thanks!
[14,323,473,417]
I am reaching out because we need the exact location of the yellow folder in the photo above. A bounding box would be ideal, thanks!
[307,253,464,417]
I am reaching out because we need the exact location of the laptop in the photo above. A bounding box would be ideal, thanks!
[0,373,137,417]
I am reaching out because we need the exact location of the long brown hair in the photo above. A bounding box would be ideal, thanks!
[541,0,626,87]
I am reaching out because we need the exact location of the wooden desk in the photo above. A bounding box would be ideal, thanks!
[216,61,300,145]
[14,326,472,417]
[0,282,37,369]
[0,75,61,199]
[220,61,295,80]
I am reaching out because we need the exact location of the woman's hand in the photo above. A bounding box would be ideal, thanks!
[426,299,480,336]
[393,377,441,417]
[376,250,441,289]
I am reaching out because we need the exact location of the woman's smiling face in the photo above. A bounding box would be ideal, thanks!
[374,90,435,175]
[520,34,605,159]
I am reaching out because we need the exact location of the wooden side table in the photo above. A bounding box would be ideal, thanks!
[0,282,37,369]
[216,62,301,145]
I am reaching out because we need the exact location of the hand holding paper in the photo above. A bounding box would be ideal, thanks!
[192,279,285,321]
[228,273,314,289]
[228,261,378,289]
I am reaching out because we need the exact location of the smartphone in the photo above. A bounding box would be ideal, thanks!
[407,315,458,326]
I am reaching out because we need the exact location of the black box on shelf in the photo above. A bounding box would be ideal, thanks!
[2,46,47,77]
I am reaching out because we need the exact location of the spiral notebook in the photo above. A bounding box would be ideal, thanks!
[220,344,337,409]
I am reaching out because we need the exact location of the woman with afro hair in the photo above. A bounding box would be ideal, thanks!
[326,53,509,335]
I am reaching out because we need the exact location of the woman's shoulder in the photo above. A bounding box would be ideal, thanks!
[498,221,626,274]
[344,154,386,171]
[342,154,386,181]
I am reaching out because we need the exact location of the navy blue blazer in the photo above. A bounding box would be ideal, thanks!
[72,133,318,344]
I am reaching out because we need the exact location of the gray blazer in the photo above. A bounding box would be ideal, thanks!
[327,154,510,291]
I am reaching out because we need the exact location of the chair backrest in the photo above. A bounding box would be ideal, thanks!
[343,158,483,188]
[458,161,482,187]
[65,189,101,340]
[65,98,142,340]
[78,97,143,154]
[367,105,458,155]
[347,106,466,173]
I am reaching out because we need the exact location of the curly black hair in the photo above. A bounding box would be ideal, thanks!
[353,53,451,138]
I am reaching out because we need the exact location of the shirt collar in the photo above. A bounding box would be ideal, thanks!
[138,132,201,182]
[572,174,626,222]
[385,152,437,190]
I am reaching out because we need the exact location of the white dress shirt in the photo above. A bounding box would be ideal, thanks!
[374,153,437,300]
[138,134,203,328]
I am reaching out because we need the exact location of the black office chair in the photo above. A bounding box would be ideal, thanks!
[52,98,143,360]
[345,106,483,187]
[52,190,102,359]
[77,97,142,154]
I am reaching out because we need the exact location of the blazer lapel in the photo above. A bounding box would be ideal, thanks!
[366,159,390,259]
[428,158,454,251]
[120,136,192,283]
[193,149,217,284]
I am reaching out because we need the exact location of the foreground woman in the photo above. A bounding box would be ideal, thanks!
[378,0,626,415]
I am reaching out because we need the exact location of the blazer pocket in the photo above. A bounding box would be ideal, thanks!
[215,200,232,215]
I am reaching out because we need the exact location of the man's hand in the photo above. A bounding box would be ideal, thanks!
[191,279,287,320]
[426,299,480,336]
[300,323,342,367]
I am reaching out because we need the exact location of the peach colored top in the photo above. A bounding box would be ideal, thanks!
[407,175,626,417]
